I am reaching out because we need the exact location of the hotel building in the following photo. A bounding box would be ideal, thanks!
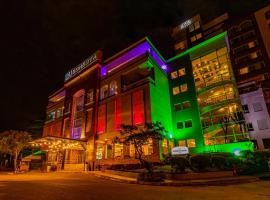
[36,30,255,171]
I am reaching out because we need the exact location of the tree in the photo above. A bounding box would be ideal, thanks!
[118,122,166,175]
[0,130,32,173]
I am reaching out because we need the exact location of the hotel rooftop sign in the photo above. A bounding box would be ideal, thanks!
[64,50,102,82]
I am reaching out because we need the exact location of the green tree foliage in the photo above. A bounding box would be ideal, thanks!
[0,130,32,172]
[118,122,166,174]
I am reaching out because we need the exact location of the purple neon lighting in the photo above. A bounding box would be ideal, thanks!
[101,41,166,77]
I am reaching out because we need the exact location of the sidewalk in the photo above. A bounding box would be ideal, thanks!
[92,171,259,186]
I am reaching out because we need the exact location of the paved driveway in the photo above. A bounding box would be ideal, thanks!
[0,172,270,200]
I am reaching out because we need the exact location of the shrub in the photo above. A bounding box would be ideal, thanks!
[190,155,211,172]
[226,157,242,169]
[211,156,226,170]
[170,156,190,173]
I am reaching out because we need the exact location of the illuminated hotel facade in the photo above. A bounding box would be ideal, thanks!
[39,31,256,170]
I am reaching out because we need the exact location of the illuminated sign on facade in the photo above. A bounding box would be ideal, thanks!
[65,51,102,82]
[180,19,193,30]
[171,146,189,155]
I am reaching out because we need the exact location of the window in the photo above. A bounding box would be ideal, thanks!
[180,83,188,92]
[265,10,270,19]
[177,122,184,129]
[106,144,113,159]
[109,81,118,96]
[187,139,196,147]
[247,41,255,48]
[174,103,182,111]
[72,90,85,139]
[114,143,123,158]
[46,111,55,121]
[173,86,180,95]
[194,21,200,29]
[257,119,269,130]
[142,139,153,156]
[130,144,135,157]
[239,67,249,75]
[263,138,270,149]
[242,104,249,113]
[182,101,191,109]
[247,123,254,131]
[178,140,186,146]
[175,41,186,50]
[185,120,192,128]
[100,85,108,99]
[196,33,202,39]
[189,24,195,32]
[250,52,258,59]
[190,36,196,42]
[86,89,94,103]
[178,68,186,76]
[171,71,178,79]
[253,102,263,112]
[96,144,103,160]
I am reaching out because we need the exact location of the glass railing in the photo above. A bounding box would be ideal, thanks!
[195,75,232,90]
[199,92,235,107]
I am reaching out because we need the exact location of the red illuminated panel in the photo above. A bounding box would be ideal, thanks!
[115,98,121,130]
[57,122,62,137]
[97,104,106,134]
[132,90,145,125]
[50,125,54,136]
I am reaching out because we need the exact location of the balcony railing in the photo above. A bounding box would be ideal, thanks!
[196,75,232,90]
[199,92,235,107]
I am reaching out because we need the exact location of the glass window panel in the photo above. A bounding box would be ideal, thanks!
[178,68,186,76]
[185,120,192,128]
[171,71,178,79]
[177,122,183,129]
[180,83,188,92]
[173,86,180,95]
[187,139,196,147]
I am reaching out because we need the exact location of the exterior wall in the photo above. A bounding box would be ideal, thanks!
[63,67,100,140]
[168,55,204,148]
[168,32,251,152]
[94,56,160,166]
[255,5,270,60]
[228,14,270,85]
[172,13,229,54]
[240,87,270,149]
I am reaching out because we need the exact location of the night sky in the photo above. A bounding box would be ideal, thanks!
[0,0,269,134]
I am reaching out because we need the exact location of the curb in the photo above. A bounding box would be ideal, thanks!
[93,173,259,186]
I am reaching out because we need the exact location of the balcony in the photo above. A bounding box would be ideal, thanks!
[196,75,233,94]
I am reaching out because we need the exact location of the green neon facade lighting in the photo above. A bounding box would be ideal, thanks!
[167,32,227,63]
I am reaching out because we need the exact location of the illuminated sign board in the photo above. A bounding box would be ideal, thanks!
[180,19,193,30]
[64,51,102,82]
[171,146,189,155]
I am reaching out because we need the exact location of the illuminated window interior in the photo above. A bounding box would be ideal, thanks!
[180,83,188,92]
[109,80,118,96]
[178,68,186,76]
[86,89,94,103]
[187,139,196,147]
[71,90,85,139]
[239,67,249,75]
[171,71,178,79]
[100,85,108,99]
[173,86,180,95]
[114,143,123,158]
[192,47,248,145]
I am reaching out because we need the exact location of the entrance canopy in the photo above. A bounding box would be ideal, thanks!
[30,136,86,152]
